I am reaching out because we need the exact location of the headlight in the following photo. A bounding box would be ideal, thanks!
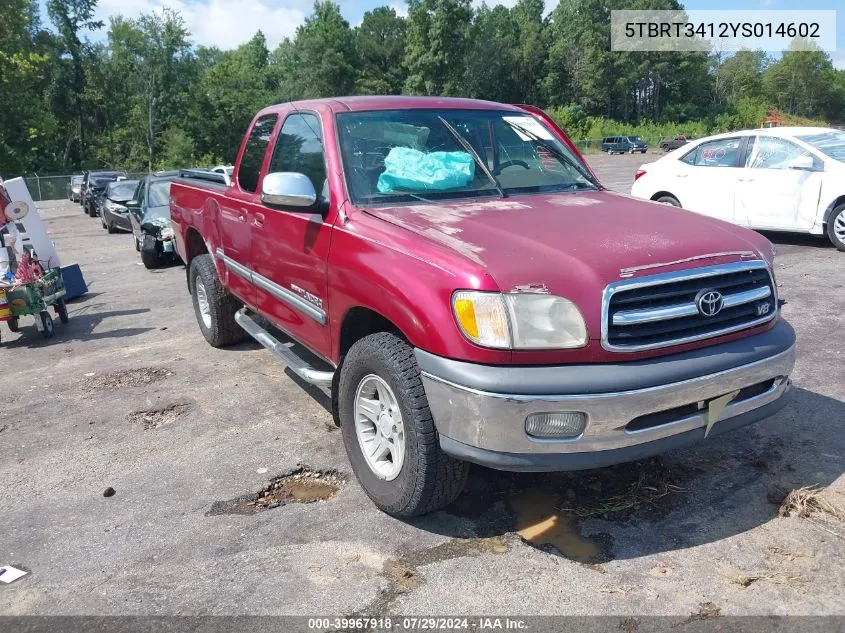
[106,202,126,213]
[452,291,588,349]
[160,227,175,240]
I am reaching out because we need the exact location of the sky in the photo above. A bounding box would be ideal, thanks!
[37,0,844,69]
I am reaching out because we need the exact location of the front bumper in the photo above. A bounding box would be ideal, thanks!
[417,320,796,471]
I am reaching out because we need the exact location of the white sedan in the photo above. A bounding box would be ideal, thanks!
[631,127,845,251]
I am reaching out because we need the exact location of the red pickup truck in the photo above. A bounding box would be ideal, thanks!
[171,96,795,517]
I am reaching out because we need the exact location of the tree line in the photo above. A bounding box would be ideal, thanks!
[2,0,844,176]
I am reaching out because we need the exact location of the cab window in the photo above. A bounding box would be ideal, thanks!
[268,113,328,199]
[238,114,278,193]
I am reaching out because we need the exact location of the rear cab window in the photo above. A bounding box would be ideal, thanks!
[238,114,279,193]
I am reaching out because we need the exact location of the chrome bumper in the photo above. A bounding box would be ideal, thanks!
[420,345,795,457]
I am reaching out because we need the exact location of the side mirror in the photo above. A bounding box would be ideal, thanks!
[787,154,816,171]
[126,200,140,210]
[261,172,318,210]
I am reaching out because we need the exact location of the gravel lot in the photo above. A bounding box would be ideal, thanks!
[2,155,844,621]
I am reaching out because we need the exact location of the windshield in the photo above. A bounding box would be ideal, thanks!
[336,109,597,205]
[71,176,83,185]
[108,181,137,201]
[797,131,845,163]
[148,180,172,207]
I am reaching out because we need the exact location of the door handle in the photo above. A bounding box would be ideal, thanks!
[737,178,754,182]
[237,211,247,222]
[253,212,265,227]
[675,173,688,178]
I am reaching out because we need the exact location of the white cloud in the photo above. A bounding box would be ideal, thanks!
[96,0,307,49]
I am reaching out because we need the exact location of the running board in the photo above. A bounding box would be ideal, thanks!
[234,309,334,388]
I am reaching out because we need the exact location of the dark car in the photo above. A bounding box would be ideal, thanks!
[82,170,127,216]
[67,175,83,203]
[601,136,648,154]
[659,135,694,152]
[127,171,180,269]
[98,179,139,233]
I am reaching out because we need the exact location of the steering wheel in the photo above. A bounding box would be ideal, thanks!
[493,160,530,175]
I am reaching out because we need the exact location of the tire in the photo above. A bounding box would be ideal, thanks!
[55,298,69,324]
[339,332,469,517]
[606,148,612,155]
[655,194,681,207]
[134,235,141,252]
[629,147,634,154]
[8,316,19,332]
[826,203,845,252]
[107,218,118,234]
[141,245,161,269]
[40,310,54,338]
[189,253,245,347]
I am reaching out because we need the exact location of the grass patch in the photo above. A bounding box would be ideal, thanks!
[778,486,844,521]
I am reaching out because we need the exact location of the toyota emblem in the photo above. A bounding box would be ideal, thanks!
[696,289,724,317]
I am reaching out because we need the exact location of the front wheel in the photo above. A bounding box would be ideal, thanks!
[339,332,469,517]
[8,316,19,332]
[40,311,54,338]
[140,245,161,269]
[826,203,845,252]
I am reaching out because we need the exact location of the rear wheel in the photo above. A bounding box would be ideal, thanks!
[339,332,469,517]
[826,203,845,252]
[606,148,612,155]
[655,194,681,207]
[189,253,245,347]
[55,298,69,324]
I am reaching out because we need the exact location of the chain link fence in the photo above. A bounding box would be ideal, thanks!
[14,172,151,202]
[14,138,669,202]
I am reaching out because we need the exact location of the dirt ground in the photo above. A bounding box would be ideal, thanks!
[1,156,844,620]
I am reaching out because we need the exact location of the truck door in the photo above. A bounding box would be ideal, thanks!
[249,110,334,361]
[220,113,278,307]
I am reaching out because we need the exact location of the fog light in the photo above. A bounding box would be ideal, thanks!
[525,412,587,439]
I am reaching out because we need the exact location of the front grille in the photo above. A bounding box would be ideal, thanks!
[603,262,776,351]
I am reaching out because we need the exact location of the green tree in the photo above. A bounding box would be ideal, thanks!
[355,7,407,95]
[46,0,103,164]
[288,1,357,98]
[404,0,473,96]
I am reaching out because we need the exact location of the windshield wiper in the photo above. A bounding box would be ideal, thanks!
[437,116,506,198]
[507,121,600,189]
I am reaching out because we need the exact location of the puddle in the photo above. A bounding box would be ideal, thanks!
[127,403,191,430]
[207,467,344,516]
[440,457,690,564]
[510,489,604,563]
[85,367,173,391]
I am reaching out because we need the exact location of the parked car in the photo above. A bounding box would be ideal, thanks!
[212,165,234,177]
[631,127,845,251]
[82,170,126,217]
[127,171,180,269]
[67,175,83,202]
[171,96,795,518]
[601,136,648,154]
[660,135,694,152]
[98,179,139,233]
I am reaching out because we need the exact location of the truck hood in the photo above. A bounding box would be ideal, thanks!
[363,191,771,332]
